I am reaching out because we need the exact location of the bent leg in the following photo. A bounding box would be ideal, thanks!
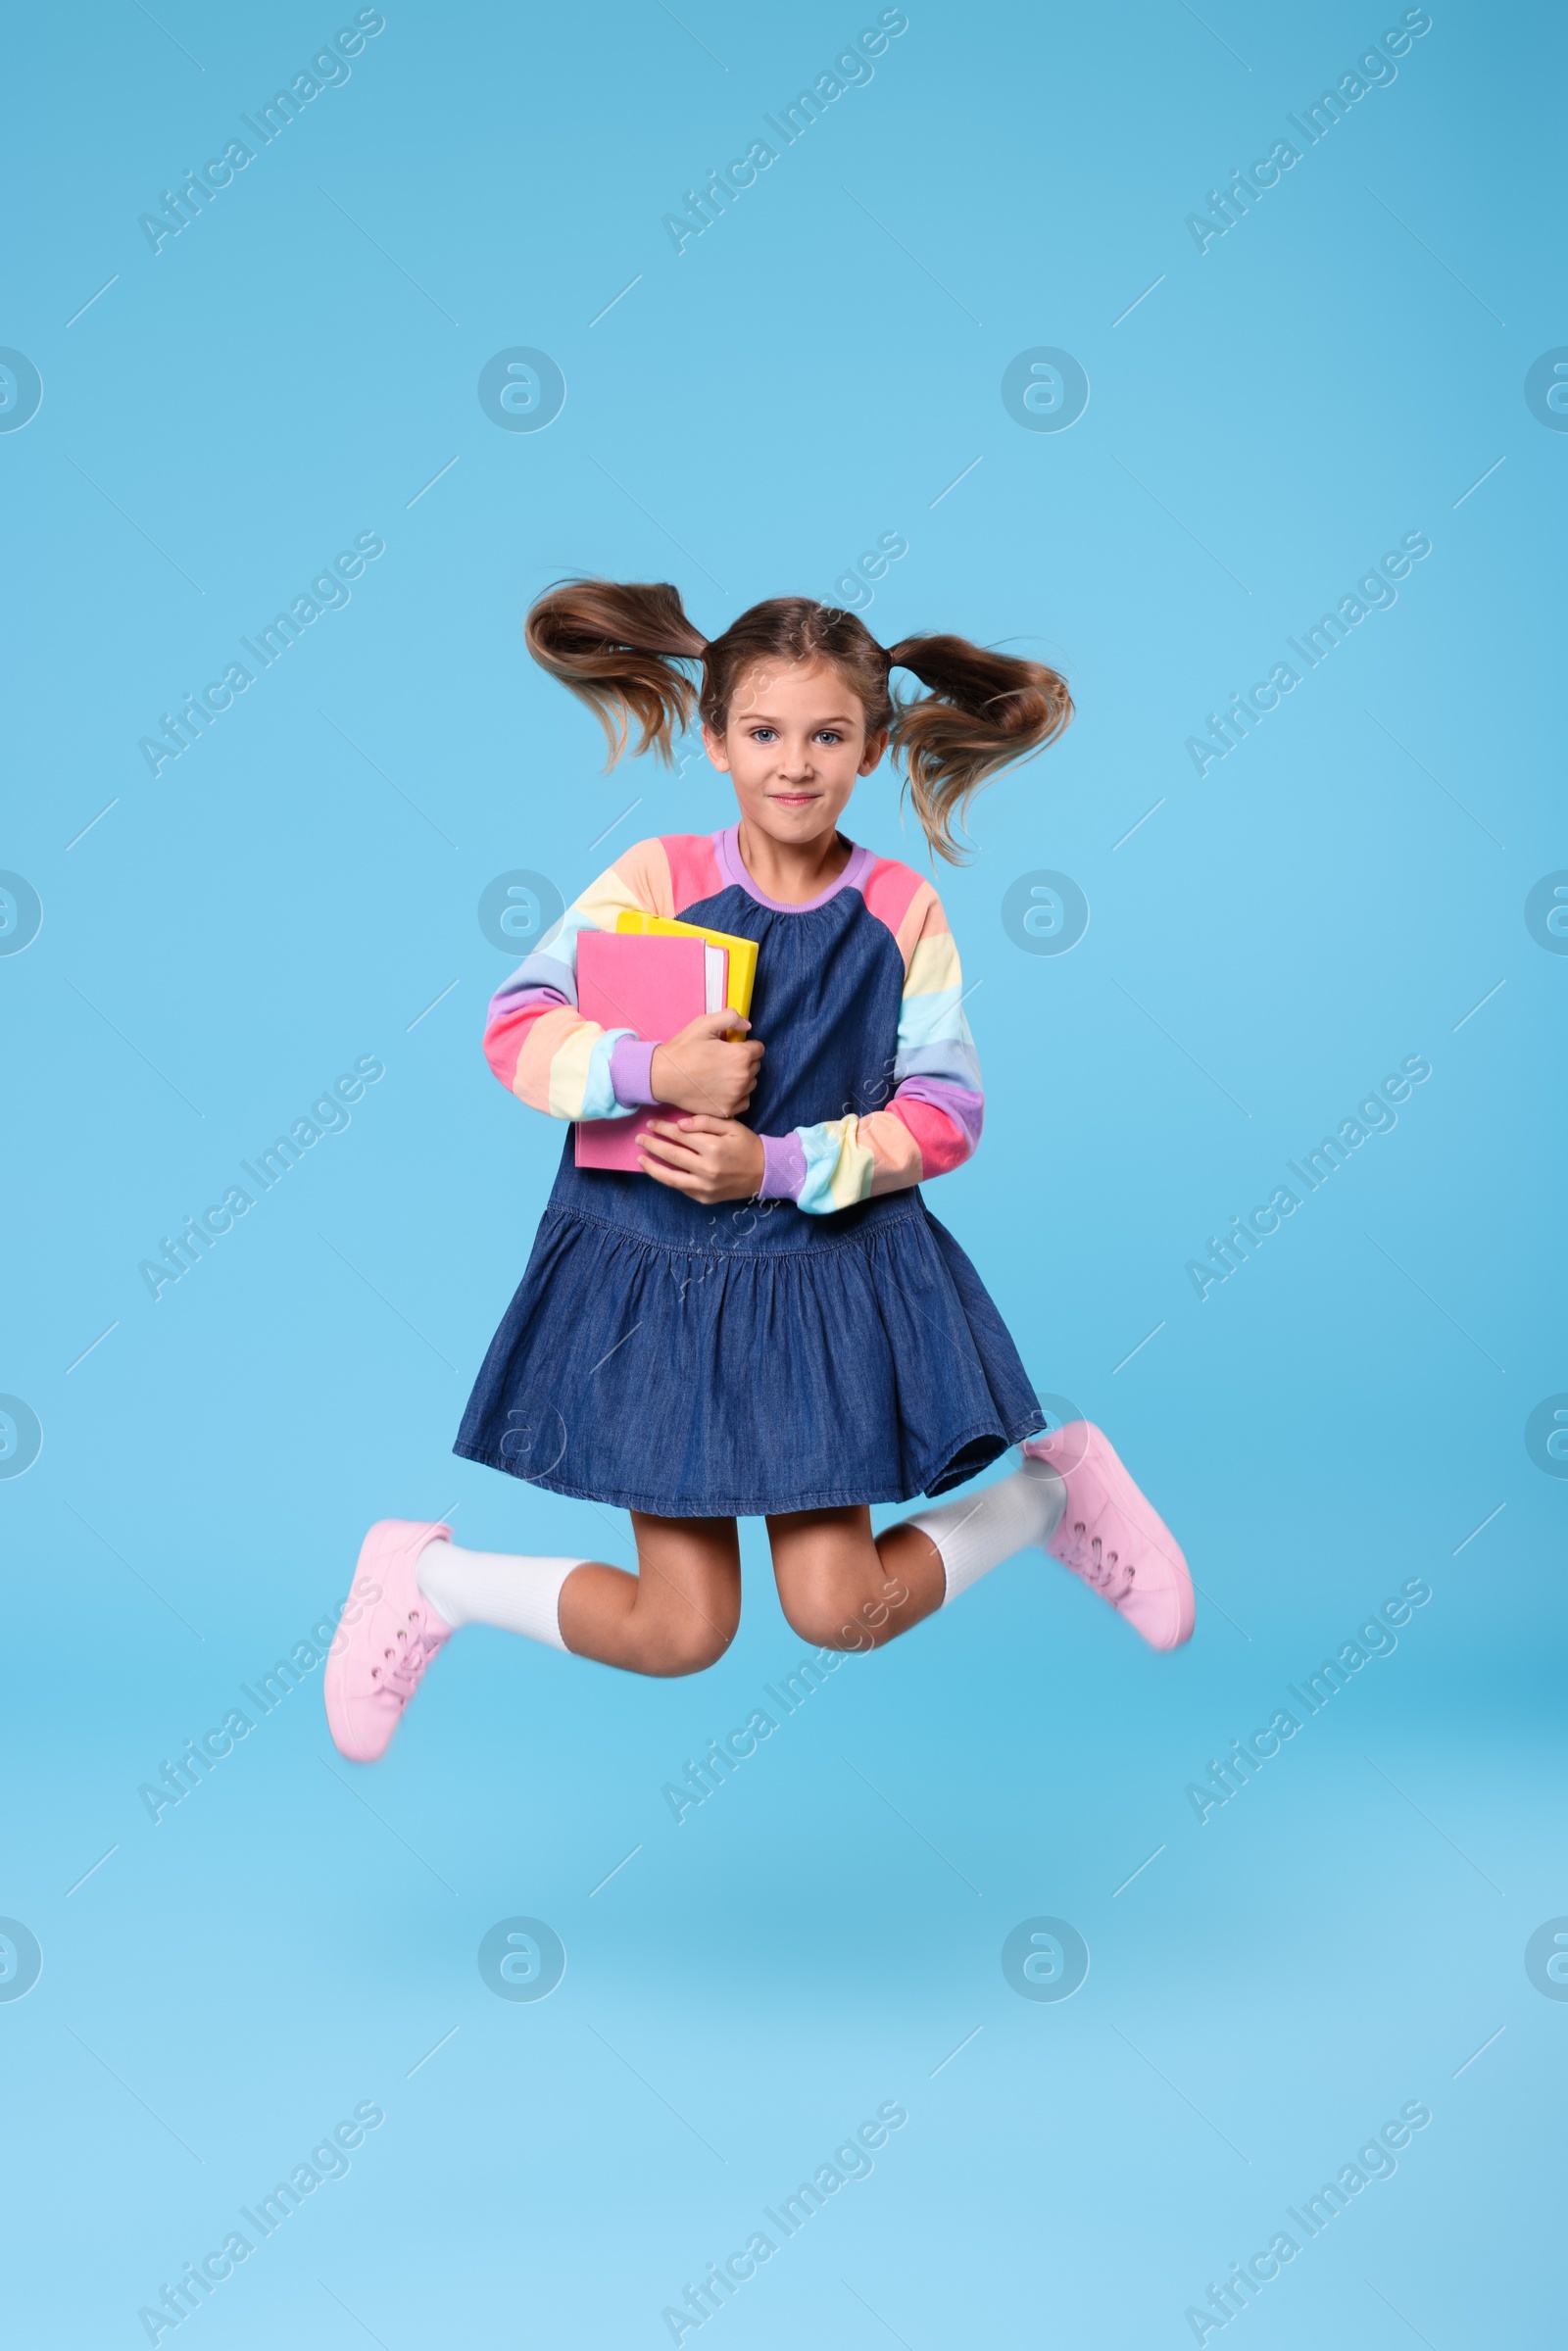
[766,1507,945,1652]
[768,1458,1071,1651]
[557,1511,742,1676]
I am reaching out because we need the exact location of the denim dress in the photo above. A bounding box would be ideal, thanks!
[454,828,1042,1517]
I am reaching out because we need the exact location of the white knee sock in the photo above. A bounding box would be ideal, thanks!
[909,1458,1067,1605]
[415,1542,581,1650]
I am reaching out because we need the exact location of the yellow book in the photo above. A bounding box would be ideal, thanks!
[615,910,757,1030]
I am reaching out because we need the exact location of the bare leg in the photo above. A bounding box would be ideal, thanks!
[557,1511,742,1676]
[766,1506,945,1652]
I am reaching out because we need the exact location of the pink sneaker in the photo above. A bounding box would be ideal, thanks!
[324,1520,454,1762]
[1022,1423,1194,1651]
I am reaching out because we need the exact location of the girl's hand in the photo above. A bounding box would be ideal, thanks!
[638,1115,766,1203]
[650,1012,763,1118]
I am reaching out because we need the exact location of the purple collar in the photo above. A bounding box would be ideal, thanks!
[715,823,872,911]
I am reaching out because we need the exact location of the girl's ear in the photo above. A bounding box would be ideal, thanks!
[702,720,732,773]
[858,726,890,777]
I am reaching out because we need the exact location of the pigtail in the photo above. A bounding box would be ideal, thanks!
[525,579,707,767]
[887,634,1073,863]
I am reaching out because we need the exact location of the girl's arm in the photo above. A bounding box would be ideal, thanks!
[483,839,673,1119]
[757,883,983,1214]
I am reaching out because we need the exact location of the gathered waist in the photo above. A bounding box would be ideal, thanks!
[539,1175,926,1261]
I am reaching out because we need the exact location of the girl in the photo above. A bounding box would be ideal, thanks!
[325,586,1192,1761]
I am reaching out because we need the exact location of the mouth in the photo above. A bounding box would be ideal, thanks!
[768,790,819,808]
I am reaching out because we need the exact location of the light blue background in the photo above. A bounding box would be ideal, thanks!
[4,1,1563,2343]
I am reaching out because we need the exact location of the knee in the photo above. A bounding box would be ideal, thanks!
[639,1617,736,1678]
[779,1558,917,1651]
[778,1584,872,1653]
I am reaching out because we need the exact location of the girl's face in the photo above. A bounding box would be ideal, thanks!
[703,658,888,848]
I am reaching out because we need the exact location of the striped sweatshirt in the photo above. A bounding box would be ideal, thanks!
[481,826,982,1213]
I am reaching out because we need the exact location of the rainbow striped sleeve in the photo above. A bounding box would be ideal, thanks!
[482,836,683,1119]
[760,871,983,1214]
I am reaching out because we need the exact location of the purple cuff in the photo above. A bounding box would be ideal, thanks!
[758,1131,807,1202]
[608,1034,660,1108]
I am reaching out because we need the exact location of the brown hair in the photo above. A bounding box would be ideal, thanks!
[525,580,1072,862]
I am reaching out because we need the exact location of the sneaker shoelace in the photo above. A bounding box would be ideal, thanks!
[1058,1519,1137,1607]
[370,1609,444,1707]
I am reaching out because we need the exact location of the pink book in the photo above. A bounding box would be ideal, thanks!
[574,931,727,1170]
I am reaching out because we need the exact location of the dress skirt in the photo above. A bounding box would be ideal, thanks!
[454,1183,1044,1519]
